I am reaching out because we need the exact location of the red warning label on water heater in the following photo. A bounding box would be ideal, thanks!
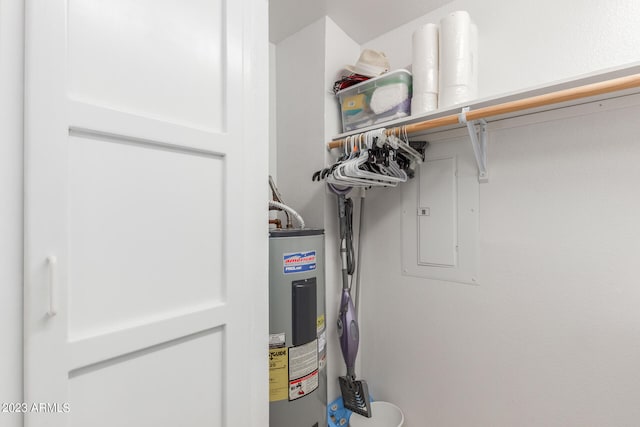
[283,250,317,274]
[289,370,319,401]
[288,339,319,401]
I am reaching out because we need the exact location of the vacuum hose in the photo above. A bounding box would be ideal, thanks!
[268,200,305,229]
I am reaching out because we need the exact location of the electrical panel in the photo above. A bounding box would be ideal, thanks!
[401,134,479,285]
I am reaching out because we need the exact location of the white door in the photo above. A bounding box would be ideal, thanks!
[24,1,268,426]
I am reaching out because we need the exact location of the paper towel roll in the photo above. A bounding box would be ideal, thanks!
[411,92,438,116]
[411,23,439,115]
[412,23,438,94]
[439,10,477,108]
[470,22,479,100]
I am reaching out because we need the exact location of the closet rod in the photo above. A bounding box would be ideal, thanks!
[327,72,640,150]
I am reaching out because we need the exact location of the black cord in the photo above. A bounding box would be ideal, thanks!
[345,197,355,277]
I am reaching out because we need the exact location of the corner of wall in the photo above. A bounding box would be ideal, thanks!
[269,42,278,183]
[273,14,361,402]
[321,17,360,403]
[323,16,361,142]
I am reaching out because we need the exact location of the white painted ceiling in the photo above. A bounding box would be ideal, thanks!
[269,0,453,44]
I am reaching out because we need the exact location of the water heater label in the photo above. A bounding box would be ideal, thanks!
[289,370,319,401]
[269,347,289,402]
[269,332,286,349]
[288,339,319,400]
[283,250,317,274]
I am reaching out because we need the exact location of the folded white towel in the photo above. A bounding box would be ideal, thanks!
[370,83,409,114]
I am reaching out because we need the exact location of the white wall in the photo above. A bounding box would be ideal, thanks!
[354,0,640,425]
[275,19,326,229]
[359,96,640,427]
[269,43,278,181]
[0,1,24,426]
[363,0,640,100]
[269,43,279,223]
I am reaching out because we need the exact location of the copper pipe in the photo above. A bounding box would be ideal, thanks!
[269,218,282,229]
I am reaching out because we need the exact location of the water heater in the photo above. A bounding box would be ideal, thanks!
[269,228,327,427]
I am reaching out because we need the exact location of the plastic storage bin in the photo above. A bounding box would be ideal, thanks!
[337,69,412,132]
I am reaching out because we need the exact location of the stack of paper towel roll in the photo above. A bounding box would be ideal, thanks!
[411,23,439,115]
[439,10,478,108]
[411,10,478,114]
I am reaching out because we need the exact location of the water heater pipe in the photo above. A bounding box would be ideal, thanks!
[269,218,282,229]
[269,201,306,229]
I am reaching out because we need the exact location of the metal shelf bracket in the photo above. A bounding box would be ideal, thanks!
[459,107,488,183]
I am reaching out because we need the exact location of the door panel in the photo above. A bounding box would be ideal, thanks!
[67,0,225,131]
[68,328,224,427]
[67,134,225,339]
[24,0,267,425]
[69,329,224,427]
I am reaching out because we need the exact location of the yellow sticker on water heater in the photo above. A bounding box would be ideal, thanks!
[269,348,289,402]
[317,314,325,333]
